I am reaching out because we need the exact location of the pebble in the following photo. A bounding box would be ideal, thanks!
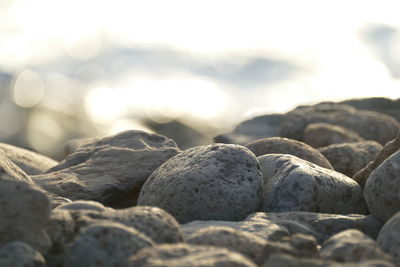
[258,154,367,214]
[377,211,400,264]
[0,241,47,267]
[245,137,333,169]
[138,144,263,223]
[319,141,382,177]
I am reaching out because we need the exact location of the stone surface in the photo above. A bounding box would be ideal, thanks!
[258,154,367,214]
[280,102,400,145]
[64,137,95,156]
[181,219,289,242]
[247,212,382,243]
[353,131,400,187]
[0,142,58,175]
[127,243,257,267]
[33,130,180,208]
[186,226,267,264]
[63,221,154,267]
[138,144,263,223]
[377,211,400,264]
[0,178,51,254]
[364,149,400,222]
[319,141,382,177]
[304,122,365,148]
[0,241,47,267]
[245,137,333,169]
[320,229,391,263]
[54,200,111,212]
[214,114,282,145]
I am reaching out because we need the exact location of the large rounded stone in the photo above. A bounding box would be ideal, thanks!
[33,130,180,208]
[319,141,382,177]
[127,243,257,267]
[258,154,367,214]
[364,149,400,222]
[63,221,154,267]
[138,144,263,223]
[377,212,400,264]
[245,137,333,169]
[0,241,46,267]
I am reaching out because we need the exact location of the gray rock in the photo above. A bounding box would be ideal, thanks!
[186,226,267,264]
[63,221,154,267]
[304,122,365,148]
[0,178,51,254]
[364,149,400,222]
[214,114,282,145]
[33,130,180,208]
[138,144,263,223]
[247,212,382,243]
[353,131,400,187]
[0,241,46,267]
[319,141,382,177]
[54,200,110,212]
[320,229,392,263]
[280,103,400,145]
[64,137,96,156]
[258,154,367,214]
[246,137,333,169]
[181,219,289,242]
[377,211,400,264]
[127,243,257,267]
[0,143,58,175]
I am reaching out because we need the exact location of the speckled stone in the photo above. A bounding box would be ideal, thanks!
[138,144,263,223]
[0,241,46,267]
[377,211,400,264]
[258,154,367,214]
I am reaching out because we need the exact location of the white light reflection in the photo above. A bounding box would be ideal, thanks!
[12,69,45,108]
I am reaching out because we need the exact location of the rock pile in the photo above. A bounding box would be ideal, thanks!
[1,97,400,266]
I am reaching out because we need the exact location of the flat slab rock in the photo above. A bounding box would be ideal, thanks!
[138,144,263,223]
[258,154,367,214]
[32,130,180,208]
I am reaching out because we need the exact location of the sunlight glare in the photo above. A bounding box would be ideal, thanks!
[12,69,45,108]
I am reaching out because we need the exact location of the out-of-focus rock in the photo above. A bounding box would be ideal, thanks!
[377,211,400,264]
[0,241,47,267]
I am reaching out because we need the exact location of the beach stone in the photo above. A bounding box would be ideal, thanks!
[127,243,257,267]
[258,154,367,214]
[182,219,289,242]
[245,137,333,169]
[138,144,263,223]
[63,221,154,267]
[64,137,95,156]
[364,149,400,222]
[319,141,382,177]
[247,212,382,243]
[320,229,392,263]
[54,200,110,212]
[214,114,282,144]
[280,102,400,145]
[377,211,400,264]
[0,142,58,175]
[32,130,180,208]
[0,241,46,267]
[0,178,51,254]
[304,123,365,148]
[186,226,267,264]
[353,131,400,187]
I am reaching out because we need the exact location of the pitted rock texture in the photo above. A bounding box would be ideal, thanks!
[280,102,400,145]
[127,243,257,267]
[304,122,365,148]
[320,229,392,263]
[214,114,282,145]
[186,226,267,264]
[258,154,367,214]
[247,212,382,243]
[377,212,400,264]
[353,131,400,187]
[0,178,51,253]
[0,142,58,175]
[138,144,263,223]
[63,221,154,267]
[364,149,400,222]
[245,137,333,169]
[319,141,382,177]
[0,241,47,267]
[32,130,180,208]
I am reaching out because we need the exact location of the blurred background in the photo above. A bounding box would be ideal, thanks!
[0,0,399,160]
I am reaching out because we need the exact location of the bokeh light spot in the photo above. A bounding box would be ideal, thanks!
[12,69,45,108]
